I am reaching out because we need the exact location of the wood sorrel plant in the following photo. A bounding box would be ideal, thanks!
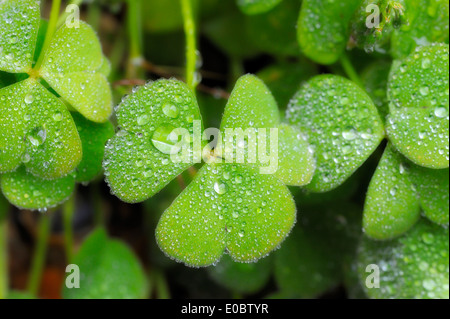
[103,75,315,267]
[0,0,448,300]
[0,0,113,210]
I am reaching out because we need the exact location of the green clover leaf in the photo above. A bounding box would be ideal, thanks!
[1,166,76,211]
[220,74,281,129]
[237,0,283,15]
[0,0,112,181]
[0,0,40,74]
[358,218,449,299]
[104,79,203,204]
[297,0,361,64]
[387,43,449,169]
[287,74,385,192]
[410,165,449,226]
[156,163,296,266]
[391,0,449,59]
[364,144,448,240]
[0,79,81,178]
[363,144,421,240]
[63,228,148,299]
[220,74,315,186]
[105,75,315,266]
[1,114,113,211]
[39,22,112,123]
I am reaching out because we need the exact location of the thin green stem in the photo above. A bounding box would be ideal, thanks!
[127,0,143,60]
[27,212,52,297]
[0,205,9,299]
[180,0,198,90]
[56,0,83,28]
[62,195,76,263]
[33,0,62,71]
[340,53,364,88]
[126,0,143,78]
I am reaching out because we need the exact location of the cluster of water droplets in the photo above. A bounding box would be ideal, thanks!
[391,0,449,59]
[387,43,449,168]
[286,75,384,191]
[104,80,202,203]
[1,79,81,180]
[298,0,361,64]
[156,163,295,266]
[1,166,75,211]
[0,0,39,72]
[363,145,421,240]
[359,219,449,299]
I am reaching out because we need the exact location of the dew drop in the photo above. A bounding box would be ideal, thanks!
[434,107,448,118]
[419,86,430,96]
[53,112,62,121]
[389,187,397,196]
[151,124,181,155]
[21,153,31,163]
[342,145,352,155]
[342,128,357,140]
[162,103,180,119]
[213,181,227,195]
[9,35,18,44]
[399,163,407,175]
[142,169,152,178]
[24,94,34,104]
[421,58,431,69]
[135,159,144,168]
[27,127,46,146]
[418,131,427,139]
[137,114,149,126]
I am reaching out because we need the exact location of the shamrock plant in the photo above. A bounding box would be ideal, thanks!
[0,0,448,300]
[285,43,448,240]
[0,0,113,210]
[280,0,448,298]
[286,74,385,192]
[104,74,315,267]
